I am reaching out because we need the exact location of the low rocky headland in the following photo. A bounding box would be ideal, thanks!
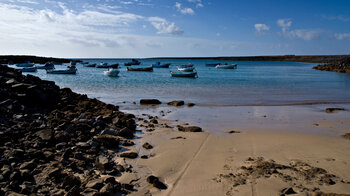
[0,65,139,195]
[313,57,350,74]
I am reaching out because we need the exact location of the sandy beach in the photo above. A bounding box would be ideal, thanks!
[120,104,350,195]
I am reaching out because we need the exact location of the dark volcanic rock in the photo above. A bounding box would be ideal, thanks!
[325,108,345,113]
[177,125,202,132]
[281,187,297,195]
[120,151,138,159]
[344,133,350,140]
[187,103,195,107]
[142,142,153,150]
[140,99,161,105]
[167,100,184,106]
[147,175,167,190]
[0,65,136,195]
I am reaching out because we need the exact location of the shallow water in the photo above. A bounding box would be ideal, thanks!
[18,59,350,106]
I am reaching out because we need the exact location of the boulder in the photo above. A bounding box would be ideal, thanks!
[142,142,153,150]
[147,175,167,190]
[167,100,184,106]
[187,103,195,107]
[35,129,53,141]
[325,108,345,113]
[343,133,350,140]
[86,178,104,190]
[177,125,202,132]
[120,151,138,159]
[140,99,161,105]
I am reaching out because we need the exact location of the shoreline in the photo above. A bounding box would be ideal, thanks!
[1,64,350,195]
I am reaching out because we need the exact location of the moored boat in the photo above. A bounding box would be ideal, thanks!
[36,62,55,70]
[96,62,119,68]
[47,66,77,74]
[16,61,35,67]
[20,67,37,72]
[152,62,171,68]
[104,68,120,77]
[124,59,141,66]
[127,66,153,72]
[171,71,197,78]
[177,63,194,69]
[206,63,220,67]
[83,63,96,67]
[215,64,237,69]
[177,66,195,72]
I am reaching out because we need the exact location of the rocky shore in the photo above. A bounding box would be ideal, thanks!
[313,57,350,73]
[0,56,71,65]
[0,65,139,195]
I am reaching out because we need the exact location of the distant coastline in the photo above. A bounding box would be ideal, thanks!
[1,54,350,64]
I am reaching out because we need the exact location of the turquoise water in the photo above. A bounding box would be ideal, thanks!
[21,59,350,106]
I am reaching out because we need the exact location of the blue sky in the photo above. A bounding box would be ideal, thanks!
[0,0,350,58]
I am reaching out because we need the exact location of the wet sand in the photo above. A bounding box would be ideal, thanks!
[121,104,350,195]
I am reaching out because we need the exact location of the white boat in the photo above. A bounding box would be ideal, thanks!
[215,64,237,69]
[177,67,195,72]
[47,66,77,74]
[104,68,120,77]
[16,61,35,67]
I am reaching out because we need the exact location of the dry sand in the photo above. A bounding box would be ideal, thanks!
[120,104,350,195]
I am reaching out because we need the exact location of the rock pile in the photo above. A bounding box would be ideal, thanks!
[0,65,137,195]
[313,57,350,74]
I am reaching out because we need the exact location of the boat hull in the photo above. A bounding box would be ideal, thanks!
[20,67,37,72]
[84,63,96,67]
[127,67,153,72]
[216,64,237,69]
[47,68,77,74]
[152,63,170,68]
[104,69,120,77]
[171,71,197,78]
[16,63,35,67]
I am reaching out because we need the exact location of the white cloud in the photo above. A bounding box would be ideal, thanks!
[188,0,203,8]
[7,0,38,4]
[254,24,270,33]
[285,29,322,40]
[334,33,350,41]
[148,17,184,35]
[277,18,292,32]
[175,2,195,15]
[216,32,221,37]
[276,19,321,41]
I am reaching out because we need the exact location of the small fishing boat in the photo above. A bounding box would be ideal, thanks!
[127,67,153,72]
[177,66,195,72]
[20,67,37,72]
[125,59,141,66]
[206,63,220,67]
[152,62,171,68]
[215,64,237,69]
[177,63,194,69]
[96,62,109,68]
[104,68,120,77]
[171,71,197,78]
[83,63,96,67]
[16,61,35,67]
[36,62,55,70]
[81,62,89,65]
[96,62,119,68]
[47,66,77,74]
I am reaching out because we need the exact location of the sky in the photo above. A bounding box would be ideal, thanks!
[0,0,350,58]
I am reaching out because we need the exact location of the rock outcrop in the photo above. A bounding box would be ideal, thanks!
[0,65,136,195]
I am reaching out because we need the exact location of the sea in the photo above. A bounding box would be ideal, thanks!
[19,58,350,108]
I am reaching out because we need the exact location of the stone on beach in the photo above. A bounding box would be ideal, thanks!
[325,108,345,113]
[120,151,138,159]
[140,99,162,105]
[147,175,167,190]
[167,100,184,106]
[177,125,202,132]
